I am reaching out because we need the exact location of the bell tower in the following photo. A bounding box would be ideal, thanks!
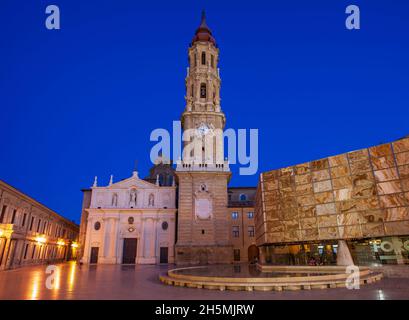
[175,11,232,265]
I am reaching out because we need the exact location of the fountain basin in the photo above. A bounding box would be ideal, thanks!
[159,264,382,291]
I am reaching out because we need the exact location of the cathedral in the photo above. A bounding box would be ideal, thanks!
[78,11,409,267]
[78,12,256,266]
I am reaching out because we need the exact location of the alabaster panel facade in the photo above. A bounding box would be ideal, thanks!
[255,137,409,246]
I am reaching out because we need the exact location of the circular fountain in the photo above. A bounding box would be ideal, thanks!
[159,264,383,291]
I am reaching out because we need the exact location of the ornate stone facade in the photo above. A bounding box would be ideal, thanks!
[81,171,176,264]
[175,12,232,265]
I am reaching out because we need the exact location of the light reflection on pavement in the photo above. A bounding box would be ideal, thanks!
[0,261,408,300]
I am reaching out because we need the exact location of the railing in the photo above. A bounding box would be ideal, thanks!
[176,160,230,172]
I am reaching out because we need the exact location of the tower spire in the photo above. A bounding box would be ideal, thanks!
[192,10,216,46]
[201,9,206,25]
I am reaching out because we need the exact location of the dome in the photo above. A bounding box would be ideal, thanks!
[191,10,217,46]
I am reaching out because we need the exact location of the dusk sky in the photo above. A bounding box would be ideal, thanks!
[1,0,408,224]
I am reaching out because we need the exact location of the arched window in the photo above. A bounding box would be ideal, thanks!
[200,83,206,98]
[201,52,206,65]
[159,174,164,186]
[239,194,247,202]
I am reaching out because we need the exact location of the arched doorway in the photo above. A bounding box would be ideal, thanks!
[248,245,259,263]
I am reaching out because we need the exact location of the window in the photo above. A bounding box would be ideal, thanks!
[248,226,255,237]
[43,221,47,233]
[32,245,36,259]
[29,217,34,231]
[94,221,101,231]
[200,83,206,98]
[239,194,247,201]
[247,212,254,219]
[232,226,239,238]
[22,213,27,227]
[24,243,29,259]
[191,84,194,97]
[201,52,206,65]
[37,219,41,232]
[0,206,7,223]
[11,209,17,224]
[231,212,239,220]
[194,53,197,67]
[211,55,214,68]
[233,249,240,261]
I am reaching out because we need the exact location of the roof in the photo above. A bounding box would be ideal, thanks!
[191,10,217,46]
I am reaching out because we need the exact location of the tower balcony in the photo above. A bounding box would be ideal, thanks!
[176,159,230,172]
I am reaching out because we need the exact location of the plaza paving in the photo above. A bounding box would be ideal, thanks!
[0,262,408,300]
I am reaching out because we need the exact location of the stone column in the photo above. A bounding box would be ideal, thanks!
[151,219,158,261]
[5,240,16,270]
[137,218,145,262]
[168,218,176,263]
[0,239,11,270]
[259,246,266,265]
[143,218,155,263]
[337,240,354,266]
[109,218,119,263]
[103,218,111,259]
[82,216,94,263]
[0,238,6,267]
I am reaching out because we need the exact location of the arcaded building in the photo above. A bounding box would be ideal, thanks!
[255,136,409,266]
[0,180,79,270]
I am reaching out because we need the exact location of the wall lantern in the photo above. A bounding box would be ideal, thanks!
[36,236,47,244]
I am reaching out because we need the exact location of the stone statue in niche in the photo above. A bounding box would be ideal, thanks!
[129,189,137,207]
[111,193,118,207]
[148,193,155,207]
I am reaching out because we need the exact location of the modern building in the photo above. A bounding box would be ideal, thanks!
[0,180,79,270]
[228,187,258,263]
[79,170,177,265]
[255,136,409,266]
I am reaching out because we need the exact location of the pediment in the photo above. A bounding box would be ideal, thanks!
[108,173,157,190]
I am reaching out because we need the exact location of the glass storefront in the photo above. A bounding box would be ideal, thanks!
[349,236,409,266]
[264,236,409,266]
[266,242,338,266]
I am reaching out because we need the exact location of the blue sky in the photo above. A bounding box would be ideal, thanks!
[1,0,408,223]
